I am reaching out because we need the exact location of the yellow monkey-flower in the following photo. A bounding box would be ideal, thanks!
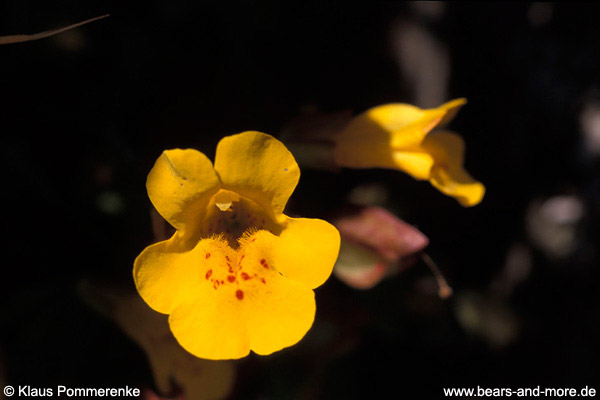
[332,99,485,207]
[134,131,340,360]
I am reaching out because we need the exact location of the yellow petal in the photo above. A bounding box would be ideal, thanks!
[242,272,316,356]
[214,131,300,217]
[133,236,205,315]
[332,131,401,169]
[166,230,322,359]
[334,142,434,179]
[423,131,485,207]
[363,103,438,148]
[436,98,467,128]
[235,230,318,355]
[169,292,250,360]
[391,150,435,180]
[422,130,465,164]
[166,237,251,360]
[272,217,341,289]
[429,165,486,207]
[333,99,466,171]
[147,149,221,235]
[335,103,443,151]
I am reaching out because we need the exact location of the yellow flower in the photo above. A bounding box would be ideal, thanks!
[332,99,485,207]
[134,131,340,360]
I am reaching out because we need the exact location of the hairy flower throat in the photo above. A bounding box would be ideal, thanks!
[204,189,282,248]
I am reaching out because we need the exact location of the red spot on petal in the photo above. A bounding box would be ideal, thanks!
[225,256,230,261]
[236,290,244,300]
[260,278,266,284]
[205,270,212,279]
[205,253,211,259]
[227,275,236,283]
[241,272,251,280]
[220,280,224,284]
[260,259,268,269]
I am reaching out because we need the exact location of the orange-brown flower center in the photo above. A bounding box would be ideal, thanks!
[196,190,285,300]
[203,190,281,248]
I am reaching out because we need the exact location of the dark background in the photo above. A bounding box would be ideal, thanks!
[1,2,599,399]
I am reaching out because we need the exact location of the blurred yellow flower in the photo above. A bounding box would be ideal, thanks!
[332,99,485,207]
[134,131,340,360]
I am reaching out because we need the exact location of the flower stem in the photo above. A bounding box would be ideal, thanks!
[421,252,453,299]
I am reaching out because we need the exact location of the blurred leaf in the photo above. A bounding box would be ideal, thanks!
[79,281,236,400]
[454,291,521,350]
[525,195,585,260]
[141,389,184,400]
[332,206,429,289]
[334,240,387,290]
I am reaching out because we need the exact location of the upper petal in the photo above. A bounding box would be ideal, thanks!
[272,217,341,289]
[332,99,466,171]
[214,131,300,217]
[147,149,221,234]
[436,98,467,128]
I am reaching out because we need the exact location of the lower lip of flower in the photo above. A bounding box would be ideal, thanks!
[202,246,274,301]
[196,190,284,301]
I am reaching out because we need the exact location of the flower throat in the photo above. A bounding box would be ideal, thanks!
[203,189,282,248]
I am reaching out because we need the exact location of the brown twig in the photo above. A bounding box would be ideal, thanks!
[0,14,110,45]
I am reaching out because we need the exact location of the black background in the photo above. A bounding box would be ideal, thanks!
[1,2,599,399]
